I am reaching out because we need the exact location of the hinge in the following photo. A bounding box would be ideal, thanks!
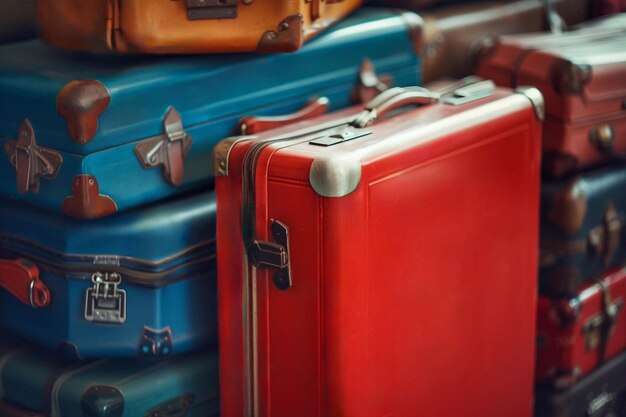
[3,119,63,194]
[248,220,292,291]
[186,0,237,20]
[84,272,127,325]
[134,107,192,186]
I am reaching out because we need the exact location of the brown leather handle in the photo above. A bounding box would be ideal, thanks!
[0,258,50,308]
[240,98,330,135]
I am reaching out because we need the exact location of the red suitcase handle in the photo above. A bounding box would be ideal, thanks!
[240,98,330,135]
[0,258,50,308]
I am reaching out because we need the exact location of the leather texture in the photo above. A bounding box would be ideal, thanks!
[536,268,626,390]
[0,0,36,44]
[0,191,217,358]
[475,14,626,177]
[38,0,361,54]
[0,8,421,217]
[0,338,219,417]
[216,85,541,417]
[419,0,589,82]
[540,164,626,298]
[536,347,626,417]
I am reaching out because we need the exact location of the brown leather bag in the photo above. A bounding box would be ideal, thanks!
[37,0,362,54]
[0,0,37,44]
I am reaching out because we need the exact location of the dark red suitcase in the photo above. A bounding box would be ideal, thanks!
[215,80,542,417]
[536,267,626,389]
[591,0,626,17]
[536,348,626,417]
[396,0,589,83]
[474,14,626,177]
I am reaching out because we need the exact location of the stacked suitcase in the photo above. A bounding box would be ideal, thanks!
[0,1,624,417]
[0,2,431,416]
[475,9,626,417]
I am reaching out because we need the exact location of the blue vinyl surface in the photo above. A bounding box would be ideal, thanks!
[0,8,422,215]
[0,191,217,358]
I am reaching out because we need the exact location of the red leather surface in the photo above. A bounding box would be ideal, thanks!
[536,268,626,387]
[0,258,49,308]
[218,88,541,416]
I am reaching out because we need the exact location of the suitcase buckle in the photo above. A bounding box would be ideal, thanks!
[84,272,127,324]
[134,107,193,187]
[249,220,292,290]
[186,0,237,20]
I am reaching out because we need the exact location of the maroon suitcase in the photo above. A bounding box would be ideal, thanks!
[408,0,589,82]
[591,0,626,17]
[475,14,626,177]
[536,267,626,389]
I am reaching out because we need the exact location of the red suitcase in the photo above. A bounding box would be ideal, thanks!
[474,15,626,177]
[215,80,543,417]
[536,267,626,390]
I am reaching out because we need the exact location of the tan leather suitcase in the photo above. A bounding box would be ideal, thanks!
[398,0,589,82]
[37,0,362,54]
[0,0,36,44]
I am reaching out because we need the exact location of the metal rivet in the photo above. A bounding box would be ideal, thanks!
[279,22,290,32]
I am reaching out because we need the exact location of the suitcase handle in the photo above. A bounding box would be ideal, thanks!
[590,124,626,161]
[353,78,495,128]
[0,258,50,308]
[239,98,330,135]
[541,0,567,34]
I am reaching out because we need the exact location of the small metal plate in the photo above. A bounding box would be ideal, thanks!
[310,130,372,147]
[187,0,237,20]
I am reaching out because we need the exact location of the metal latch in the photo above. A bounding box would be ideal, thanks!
[582,279,623,357]
[84,272,127,324]
[248,220,292,290]
[134,107,192,186]
[187,0,237,20]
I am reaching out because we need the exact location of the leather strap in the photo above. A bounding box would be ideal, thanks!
[0,259,50,308]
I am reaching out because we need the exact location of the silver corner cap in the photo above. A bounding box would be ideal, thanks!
[515,86,545,122]
[213,136,255,177]
[309,152,362,198]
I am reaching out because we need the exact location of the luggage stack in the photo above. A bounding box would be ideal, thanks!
[0,1,621,417]
[474,10,626,417]
[0,2,430,416]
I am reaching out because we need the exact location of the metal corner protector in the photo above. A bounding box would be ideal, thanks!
[309,151,362,198]
[515,86,545,122]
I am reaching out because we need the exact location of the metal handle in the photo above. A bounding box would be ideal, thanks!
[240,98,330,135]
[540,0,566,34]
[0,258,50,308]
[590,124,626,160]
[353,87,437,128]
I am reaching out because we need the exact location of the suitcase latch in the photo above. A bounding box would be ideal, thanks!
[587,202,622,266]
[134,107,193,187]
[582,279,623,356]
[186,0,237,20]
[249,220,292,290]
[4,119,63,194]
[84,272,127,324]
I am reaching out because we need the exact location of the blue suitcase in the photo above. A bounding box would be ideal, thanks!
[0,7,422,219]
[0,191,216,359]
[0,337,219,417]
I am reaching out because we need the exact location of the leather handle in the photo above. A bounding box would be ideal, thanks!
[0,258,50,308]
[240,98,330,135]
